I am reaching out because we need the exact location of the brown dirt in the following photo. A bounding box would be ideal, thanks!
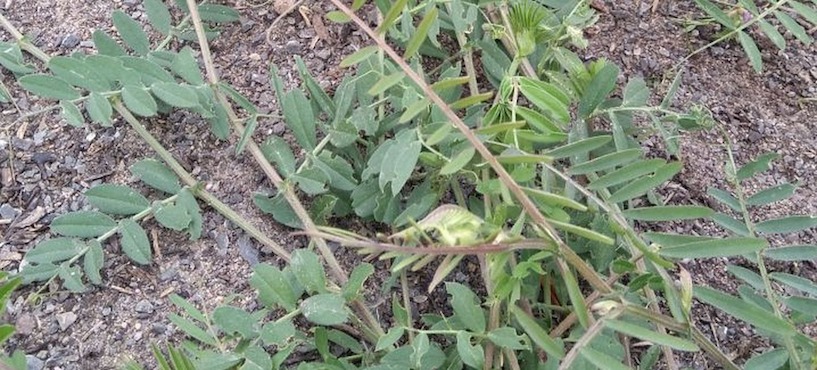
[0,0,815,369]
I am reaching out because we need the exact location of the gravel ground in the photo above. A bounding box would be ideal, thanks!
[1,0,816,369]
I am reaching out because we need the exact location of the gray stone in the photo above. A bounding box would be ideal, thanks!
[26,355,45,370]
[160,267,179,281]
[151,322,167,335]
[11,137,32,151]
[238,236,259,265]
[15,314,36,335]
[60,34,80,48]
[285,40,301,54]
[56,312,77,331]
[135,299,154,315]
[315,48,331,60]
[101,306,112,316]
[0,204,19,220]
[214,232,229,256]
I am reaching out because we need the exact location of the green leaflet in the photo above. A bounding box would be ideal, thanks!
[694,285,795,337]
[578,63,619,118]
[150,82,200,108]
[660,237,767,259]
[18,74,79,100]
[404,7,438,59]
[85,184,150,215]
[130,158,182,194]
[144,0,173,35]
[51,211,116,238]
[112,10,151,56]
[622,206,713,221]
[119,219,152,265]
[122,85,158,117]
[737,31,762,72]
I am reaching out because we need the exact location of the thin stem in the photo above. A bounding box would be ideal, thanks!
[328,0,612,296]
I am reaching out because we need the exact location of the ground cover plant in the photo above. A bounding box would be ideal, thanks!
[1,0,817,369]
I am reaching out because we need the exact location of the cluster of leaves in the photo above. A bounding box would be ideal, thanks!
[690,0,817,72]
[0,0,244,294]
[0,0,239,136]
[19,159,201,293]
[125,249,378,369]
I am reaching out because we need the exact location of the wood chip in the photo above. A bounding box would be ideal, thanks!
[11,206,44,229]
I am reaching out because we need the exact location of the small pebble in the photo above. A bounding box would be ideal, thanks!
[56,312,77,331]
[0,204,19,220]
[135,299,154,315]
[60,34,80,48]
[285,40,301,54]
[151,323,167,335]
[15,314,35,335]
[26,355,45,370]
[238,236,259,265]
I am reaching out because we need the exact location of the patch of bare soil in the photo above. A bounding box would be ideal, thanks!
[0,0,815,369]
